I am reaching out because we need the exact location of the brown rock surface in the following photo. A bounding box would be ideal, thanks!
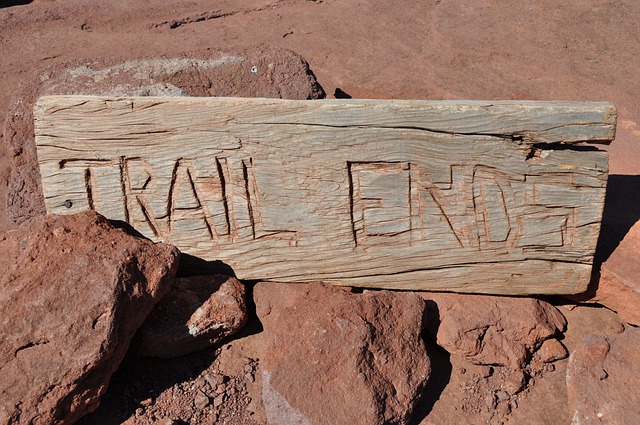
[254,282,430,425]
[421,293,566,368]
[535,338,569,364]
[591,219,640,326]
[566,327,640,425]
[132,275,247,358]
[3,46,324,226]
[0,211,179,424]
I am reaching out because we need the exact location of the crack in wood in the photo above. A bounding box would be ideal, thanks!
[215,157,231,236]
[119,156,130,223]
[84,167,94,210]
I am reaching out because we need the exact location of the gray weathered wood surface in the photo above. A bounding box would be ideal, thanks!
[34,96,615,294]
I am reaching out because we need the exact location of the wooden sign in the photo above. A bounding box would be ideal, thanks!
[34,96,616,294]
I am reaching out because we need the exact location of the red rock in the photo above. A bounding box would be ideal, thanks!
[502,369,526,396]
[593,219,640,326]
[3,46,325,226]
[254,282,430,425]
[420,293,566,368]
[566,327,640,424]
[535,338,568,363]
[132,275,247,358]
[0,211,179,425]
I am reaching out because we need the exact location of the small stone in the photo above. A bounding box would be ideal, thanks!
[485,393,497,410]
[213,394,225,408]
[194,390,210,410]
[476,366,493,378]
[496,400,512,415]
[133,275,247,358]
[495,390,510,401]
[537,338,568,363]
[140,397,154,407]
[503,369,526,395]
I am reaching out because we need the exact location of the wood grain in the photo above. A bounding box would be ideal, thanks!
[34,96,615,294]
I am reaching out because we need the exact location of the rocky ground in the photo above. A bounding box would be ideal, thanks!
[1,1,640,424]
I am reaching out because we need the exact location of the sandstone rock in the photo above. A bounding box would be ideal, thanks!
[254,282,430,425]
[420,293,566,368]
[592,219,640,326]
[3,45,325,226]
[566,327,640,425]
[132,275,247,358]
[535,338,568,363]
[0,211,179,425]
[558,305,626,347]
[502,369,526,396]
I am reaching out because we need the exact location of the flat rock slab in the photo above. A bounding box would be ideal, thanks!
[566,327,640,425]
[34,96,615,294]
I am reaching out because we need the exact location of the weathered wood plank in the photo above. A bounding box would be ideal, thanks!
[34,96,614,294]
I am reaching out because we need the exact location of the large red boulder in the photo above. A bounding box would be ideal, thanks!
[0,211,179,424]
[254,282,430,425]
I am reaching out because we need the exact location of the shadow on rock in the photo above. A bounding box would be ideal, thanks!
[594,174,640,266]
[177,253,237,278]
[579,174,640,299]
[411,338,453,424]
[76,349,215,425]
[0,0,31,8]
